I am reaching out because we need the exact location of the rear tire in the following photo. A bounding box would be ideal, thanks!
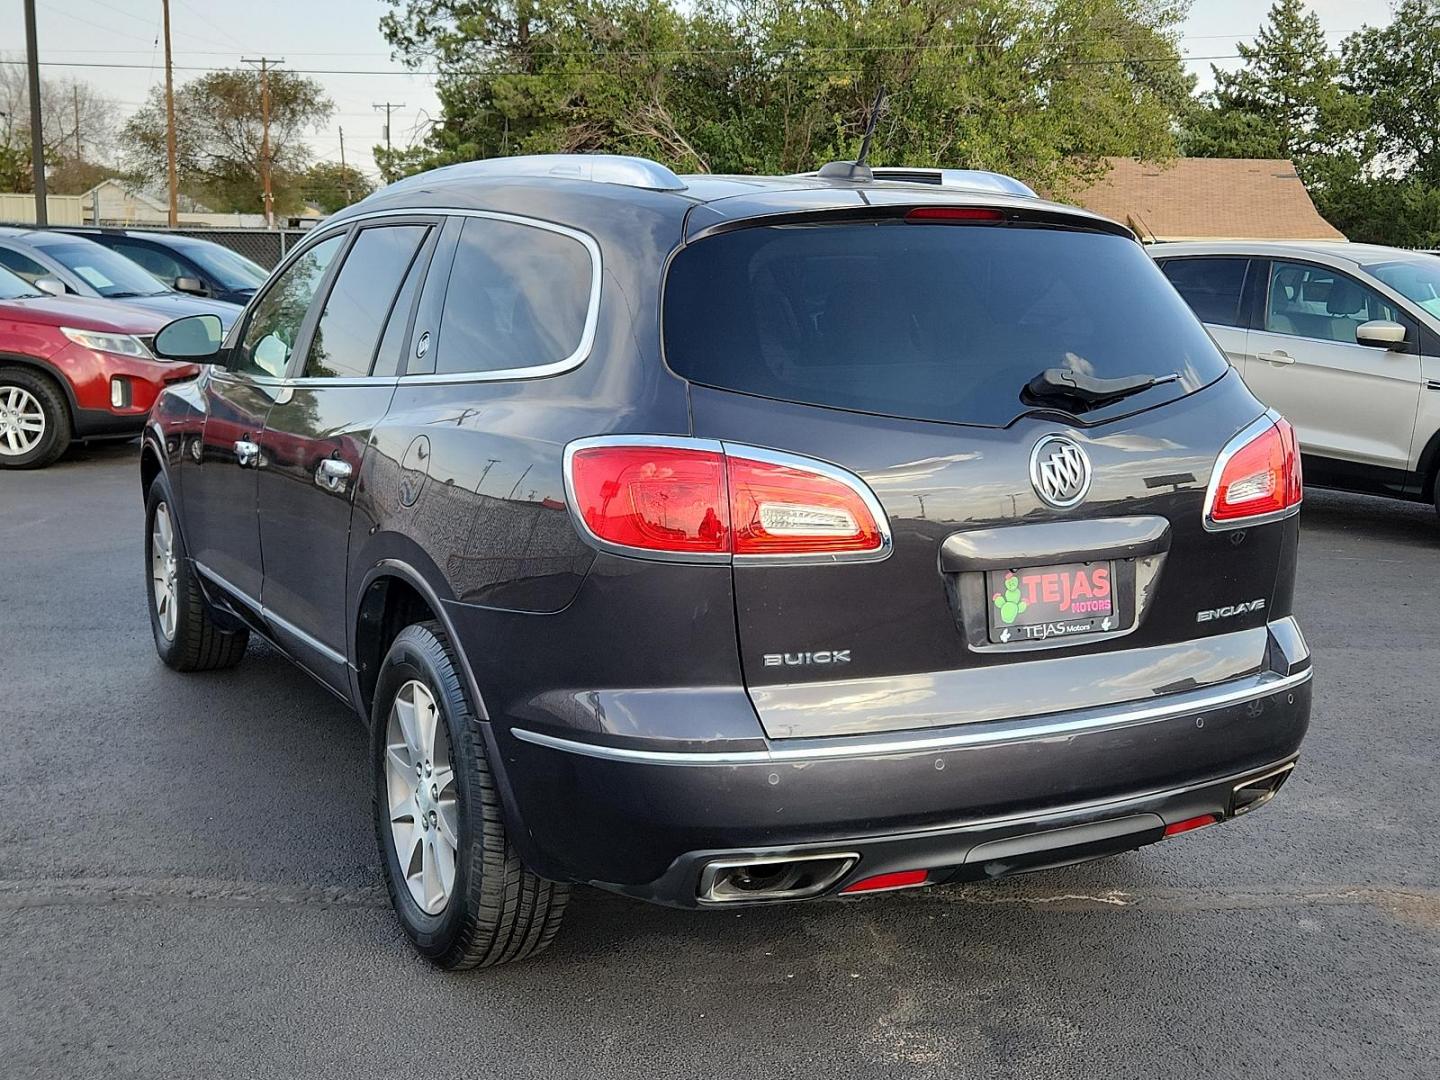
[372,621,569,969]
[0,366,70,469]
[145,476,249,671]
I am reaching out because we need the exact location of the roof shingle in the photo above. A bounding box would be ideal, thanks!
[1071,158,1346,242]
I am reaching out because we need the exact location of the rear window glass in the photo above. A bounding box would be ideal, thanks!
[664,223,1228,427]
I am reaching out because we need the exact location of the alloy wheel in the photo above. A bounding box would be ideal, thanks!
[0,385,46,457]
[150,502,178,641]
[385,679,459,915]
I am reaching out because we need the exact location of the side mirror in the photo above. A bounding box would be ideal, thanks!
[173,275,208,296]
[1356,320,1407,350]
[34,276,66,297]
[153,313,225,361]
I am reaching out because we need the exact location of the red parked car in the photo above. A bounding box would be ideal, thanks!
[0,265,202,468]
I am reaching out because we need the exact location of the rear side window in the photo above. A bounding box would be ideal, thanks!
[431,217,592,376]
[1160,257,1249,327]
[303,225,429,379]
[664,223,1229,427]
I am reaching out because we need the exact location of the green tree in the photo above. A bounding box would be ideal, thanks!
[378,0,1191,197]
[122,69,333,215]
[299,161,376,212]
[1182,0,1363,168]
[1342,0,1440,186]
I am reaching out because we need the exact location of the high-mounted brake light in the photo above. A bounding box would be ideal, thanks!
[1204,412,1302,531]
[905,206,1006,223]
[564,438,891,563]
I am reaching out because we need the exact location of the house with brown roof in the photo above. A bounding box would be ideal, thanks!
[1071,157,1346,243]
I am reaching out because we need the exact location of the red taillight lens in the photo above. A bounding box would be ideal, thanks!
[728,455,884,558]
[566,440,889,561]
[905,206,1005,223]
[1207,416,1303,525]
[568,445,730,556]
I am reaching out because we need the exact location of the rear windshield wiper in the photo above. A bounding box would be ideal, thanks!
[1024,368,1180,411]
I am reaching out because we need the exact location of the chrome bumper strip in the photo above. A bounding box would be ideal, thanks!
[510,667,1312,766]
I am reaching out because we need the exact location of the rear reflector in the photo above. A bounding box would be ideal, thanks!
[905,206,1006,223]
[840,869,930,894]
[1162,814,1220,838]
[1204,413,1302,530]
[565,438,890,563]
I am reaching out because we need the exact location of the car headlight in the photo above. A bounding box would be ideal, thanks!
[60,327,156,359]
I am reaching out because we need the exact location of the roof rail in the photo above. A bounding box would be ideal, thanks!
[383,154,688,193]
[869,168,1037,198]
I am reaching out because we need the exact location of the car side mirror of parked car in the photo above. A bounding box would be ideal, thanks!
[153,313,225,362]
[172,275,209,297]
[34,276,66,297]
[1356,320,1407,350]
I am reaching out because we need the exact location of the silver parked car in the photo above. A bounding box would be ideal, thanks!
[1154,242,1440,512]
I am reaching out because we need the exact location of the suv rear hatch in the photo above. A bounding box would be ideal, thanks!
[663,200,1293,739]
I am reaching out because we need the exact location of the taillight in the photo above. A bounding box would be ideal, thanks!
[1204,412,1303,530]
[567,443,730,558]
[564,438,891,563]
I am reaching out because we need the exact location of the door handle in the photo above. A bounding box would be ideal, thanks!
[315,457,353,493]
[1257,350,1295,365]
[234,439,261,467]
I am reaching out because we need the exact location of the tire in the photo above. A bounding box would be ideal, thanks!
[144,476,249,671]
[0,365,71,469]
[372,621,569,969]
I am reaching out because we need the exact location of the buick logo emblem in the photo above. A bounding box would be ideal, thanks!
[1030,435,1091,508]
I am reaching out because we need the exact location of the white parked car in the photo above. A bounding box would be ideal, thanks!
[1155,242,1440,513]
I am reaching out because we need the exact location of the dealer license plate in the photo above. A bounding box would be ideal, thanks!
[985,561,1116,644]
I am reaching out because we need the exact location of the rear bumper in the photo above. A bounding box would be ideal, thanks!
[488,641,1312,902]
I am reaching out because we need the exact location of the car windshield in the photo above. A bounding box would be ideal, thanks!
[180,243,268,290]
[1365,258,1440,318]
[664,221,1228,427]
[0,264,41,299]
[37,240,171,298]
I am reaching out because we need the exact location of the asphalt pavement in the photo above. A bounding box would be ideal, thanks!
[2,441,1437,1080]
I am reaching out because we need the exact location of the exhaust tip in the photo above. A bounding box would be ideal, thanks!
[1232,762,1295,816]
[698,852,858,904]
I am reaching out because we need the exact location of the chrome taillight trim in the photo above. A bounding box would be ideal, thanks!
[1202,408,1302,533]
[560,435,894,565]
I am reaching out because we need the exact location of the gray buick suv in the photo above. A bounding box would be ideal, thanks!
[140,154,1312,968]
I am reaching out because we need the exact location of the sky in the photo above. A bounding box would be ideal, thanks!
[0,0,1403,181]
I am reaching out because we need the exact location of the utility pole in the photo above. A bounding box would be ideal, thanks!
[162,0,178,226]
[373,101,405,154]
[72,86,81,160]
[338,125,352,203]
[23,0,47,225]
[243,57,283,227]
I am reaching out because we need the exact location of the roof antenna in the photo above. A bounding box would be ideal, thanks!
[817,85,888,182]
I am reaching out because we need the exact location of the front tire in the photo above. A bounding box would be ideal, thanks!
[0,366,70,469]
[144,476,249,671]
[372,622,569,969]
